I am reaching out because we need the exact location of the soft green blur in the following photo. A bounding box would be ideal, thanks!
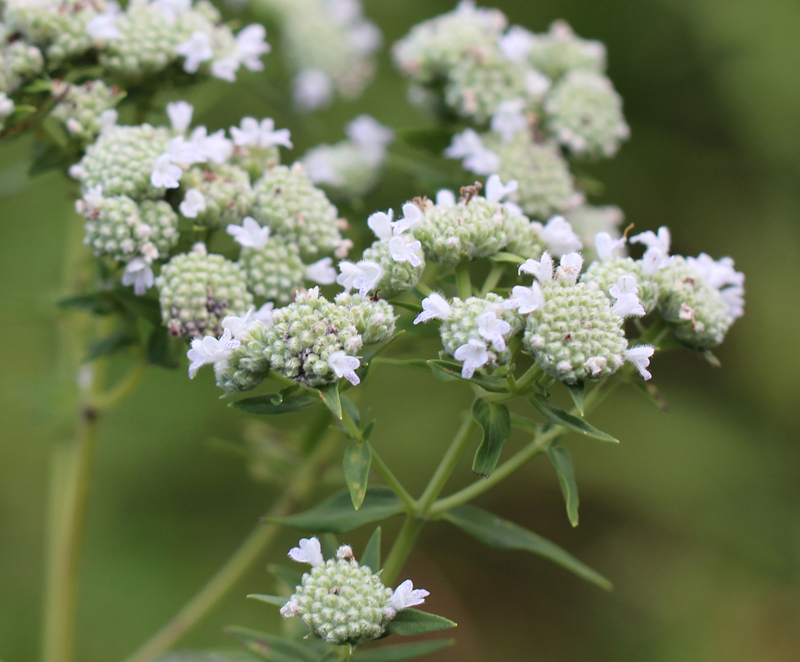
[2,0,799,660]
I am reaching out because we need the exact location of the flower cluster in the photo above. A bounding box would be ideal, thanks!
[257,0,382,110]
[279,538,428,646]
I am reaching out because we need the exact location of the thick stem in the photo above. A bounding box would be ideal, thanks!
[454,262,472,300]
[120,421,339,662]
[381,516,426,586]
[480,263,505,296]
[368,444,416,513]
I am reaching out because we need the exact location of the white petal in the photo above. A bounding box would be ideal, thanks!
[288,537,324,567]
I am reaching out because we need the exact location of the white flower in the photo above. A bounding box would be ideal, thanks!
[99,109,118,134]
[189,127,234,164]
[388,580,430,613]
[476,311,511,351]
[336,545,354,560]
[504,201,525,217]
[235,24,271,71]
[454,338,489,379]
[541,216,582,257]
[626,345,655,380]
[499,26,533,62]
[485,174,518,203]
[641,247,672,276]
[388,236,423,267]
[336,261,361,293]
[86,2,121,40]
[302,150,341,186]
[230,117,293,150]
[610,275,645,318]
[288,537,324,568]
[348,20,383,56]
[353,260,384,296]
[186,328,240,378]
[490,99,528,143]
[630,226,671,255]
[121,258,154,296]
[328,351,361,385]
[504,283,544,314]
[367,209,394,240]
[227,217,270,249]
[347,115,394,154]
[82,185,104,211]
[413,293,451,325]
[293,69,334,111]
[221,308,257,340]
[167,135,205,166]
[594,231,626,262]
[585,356,608,376]
[325,0,362,23]
[305,257,337,285]
[152,0,190,23]
[556,252,584,284]
[525,69,551,98]
[436,189,456,206]
[687,254,744,290]
[211,56,240,82]
[151,154,183,189]
[392,202,425,235]
[179,189,206,218]
[444,130,500,175]
[609,274,638,298]
[279,597,301,618]
[176,31,214,74]
[253,302,275,327]
[167,101,193,134]
[519,251,554,284]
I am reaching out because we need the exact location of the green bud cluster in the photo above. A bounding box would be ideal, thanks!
[0,39,43,93]
[157,244,253,339]
[51,79,122,145]
[334,293,397,345]
[232,145,282,182]
[525,20,606,80]
[181,164,255,228]
[251,164,342,260]
[361,236,425,297]
[239,237,305,304]
[584,258,660,314]
[302,142,380,200]
[503,212,547,258]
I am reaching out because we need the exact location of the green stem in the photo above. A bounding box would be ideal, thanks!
[381,516,426,586]
[480,263,506,296]
[368,443,416,513]
[120,421,339,662]
[90,357,148,412]
[454,262,472,300]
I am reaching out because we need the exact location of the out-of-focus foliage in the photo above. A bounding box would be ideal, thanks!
[1,0,799,661]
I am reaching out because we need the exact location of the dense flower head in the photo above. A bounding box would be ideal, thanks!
[50,79,122,145]
[179,164,255,228]
[361,233,425,297]
[524,20,607,80]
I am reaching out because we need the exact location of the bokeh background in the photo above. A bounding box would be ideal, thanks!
[2,0,800,660]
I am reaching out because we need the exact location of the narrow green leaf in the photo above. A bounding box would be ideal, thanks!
[352,640,454,661]
[471,398,511,478]
[246,594,287,607]
[701,349,721,368]
[318,653,340,662]
[320,533,339,559]
[271,487,403,533]
[387,300,423,314]
[384,609,457,637]
[548,446,580,527]
[233,388,320,415]
[224,627,317,662]
[509,413,541,435]
[488,251,525,264]
[361,527,382,572]
[564,382,585,416]
[58,293,116,315]
[428,360,510,393]
[443,505,612,590]
[529,395,618,443]
[344,443,372,510]
[21,78,53,93]
[396,126,455,155]
[341,394,361,428]
[318,383,342,419]
[86,328,135,361]
[267,564,302,590]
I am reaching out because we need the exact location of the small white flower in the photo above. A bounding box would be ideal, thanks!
[388,236,423,267]
[519,252,554,284]
[388,580,430,613]
[609,274,638,299]
[585,356,608,376]
[293,69,334,111]
[414,293,451,324]
[227,217,271,249]
[325,0,362,23]
[336,261,362,293]
[367,209,394,240]
[179,189,206,218]
[525,69,551,98]
[235,24,271,71]
[305,257,337,285]
[328,351,361,385]
[626,345,655,380]
[641,247,672,276]
[436,189,456,206]
[541,216,582,257]
[211,56,240,82]
[151,154,183,189]
[82,185,104,211]
[86,2,121,40]
[499,26,533,62]
[477,311,511,351]
[167,101,193,134]
[288,537,324,568]
[336,544,354,560]
[152,0,191,23]
[221,308,257,340]
[444,130,501,175]
[504,201,525,217]
[630,226,671,255]
[610,275,644,318]
[346,115,393,155]
[594,231,626,262]
[348,20,383,56]
[99,109,118,134]
[253,302,275,326]
[121,258,154,296]
[504,283,544,314]
[189,127,234,164]
[186,328,240,378]
[233,117,293,150]
[454,338,490,379]
[556,252,584,284]
[280,597,301,618]
[687,253,744,290]
[353,260,384,296]
[399,202,426,232]
[490,99,528,143]
[176,31,214,74]
[167,135,205,166]
[484,174,518,203]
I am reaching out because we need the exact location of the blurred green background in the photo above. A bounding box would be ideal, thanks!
[2,0,800,660]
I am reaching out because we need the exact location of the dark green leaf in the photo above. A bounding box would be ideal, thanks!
[112,288,162,325]
[246,594,287,607]
[548,446,580,527]
[352,640,454,661]
[384,609,457,637]
[488,251,525,264]
[233,388,320,415]
[41,115,70,149]
[21,78,53,93]
[58,293,117,315]
[341,394,361,428]
[428,360,510,393]
[8,105,38,122]
[86,328,135,361]
[317,383,342,419]
[361,527,381,572]
[29,143,72,177]
[271,487,403,533]
[147,325,181,369]
[529,395,618,443]
[565,382,585,416]
[443,505,612,590]
[701,349,721,368]
[224,627,317,662]
[344,443,372,510]
[267,564,302,590]
[471,398,511,478]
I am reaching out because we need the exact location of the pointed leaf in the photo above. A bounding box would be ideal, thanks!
[443,505,612,590]
[86,328,136,361]
[565,382,585,416]
[320,533,339,559]
[318,383,342,419]
[529,395,618,443]
[471,398,511,478]
[271,487,403,533]
[488,251,525,264]
[701,349,721,368]
[344,443,372,510]
[224,627,317,662]
[428,360,510,393]
[352,640,454,661]
[384,609,457,637]
[233,388,321,415]
[246,594,287,607]
[58,293,116,315]
[112,289,162,325]
[361,527,381,572]
[341,394,361,429]
[548,446,580,527]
